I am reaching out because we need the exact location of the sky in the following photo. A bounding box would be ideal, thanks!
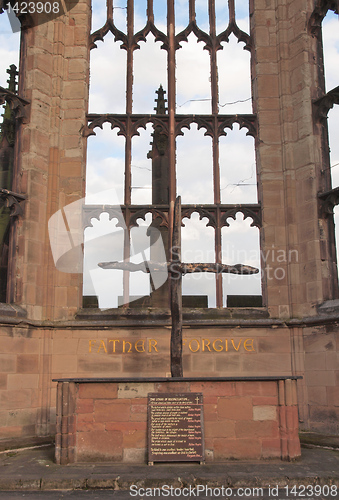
[86,0,258,307]
[0,3,338,308]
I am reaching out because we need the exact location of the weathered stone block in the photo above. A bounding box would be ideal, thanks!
[16,354,39,374]
[235,420,279,438]
[253,405,277,421]
[77,430,123,462]
[214,438,262,460]
[205,421,235,438]
[118,383,155,399]
[78,383,118,400]
[94,400,130,422]
[217,397,253,420]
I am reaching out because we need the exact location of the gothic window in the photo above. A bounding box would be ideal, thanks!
[0,11,25,303]
[311,1,339,290]
[83,0,261,310]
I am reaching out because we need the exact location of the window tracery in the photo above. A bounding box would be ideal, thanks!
[310,1,339,291]
[84,0,261,309]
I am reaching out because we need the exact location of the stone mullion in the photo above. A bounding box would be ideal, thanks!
[167,0,176,259]
[313,39,339,298]
[147,0,154,23]
[107,0,113,21]
[215,208,223,307]
[122,0,135,305]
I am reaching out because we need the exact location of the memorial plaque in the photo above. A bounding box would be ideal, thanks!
[147,393,204,463]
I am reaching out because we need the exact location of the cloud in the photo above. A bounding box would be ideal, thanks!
[322,13,339,91]
[3,3,338,306]
[85,5,259,305]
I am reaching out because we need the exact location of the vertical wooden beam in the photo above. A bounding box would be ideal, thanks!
[170,196,183,377]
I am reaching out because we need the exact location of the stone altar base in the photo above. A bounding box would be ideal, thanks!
[54,377,301,464]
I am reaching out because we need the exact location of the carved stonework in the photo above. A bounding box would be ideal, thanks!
[0,188,26,217]
[90,19,128,50]
[129,208,169,229]
[309,0,338,35]
[181,207,217,229]
[175,115,257,139]
[313,86,339,122]
[318,186,339,216]
[0,88,30,124]
[89,13,167,51]
[217,0,252,51]
[82,205,126,230]
[84,114,169,139]
[221,206,262,228]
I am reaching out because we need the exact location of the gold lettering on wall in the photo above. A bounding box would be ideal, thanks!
[123,341,132,353]
[97,340,107,353]
[189,339,200,352]
[212,339,223,352]
[135,340,145,353]
[88,338,256,354]
[109,339,120,352]
[231,339,242,351]
[202,339,212,352]
[149,339,158,352]
[244,339,255,351]
[89,340,96,353]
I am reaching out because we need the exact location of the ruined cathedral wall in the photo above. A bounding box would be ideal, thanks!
[0,323,294,440]
[253,0,334,319]
[0,0,338,444]
[14,0,90,321]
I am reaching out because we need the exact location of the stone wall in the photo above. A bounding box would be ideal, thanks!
[303,325,339,435]
[0,323,294,441]
[13,0,90,321]
[1,0,338,447]
[253,0,335,319]
[1,319,336,442]
[55,379,300,464]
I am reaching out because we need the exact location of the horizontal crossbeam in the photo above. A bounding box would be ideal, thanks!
[98,261,259,275]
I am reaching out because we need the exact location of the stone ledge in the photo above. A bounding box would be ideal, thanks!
[1,446,338,491]
[52,376,302,383]
[0,303,27,319]
[317,300,339,316]
[76,307,270,323]
[300,431,339,450]
[0,436,53,453]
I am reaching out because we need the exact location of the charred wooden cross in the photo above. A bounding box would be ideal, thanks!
[98,196,259,378]
[99,196,259,378]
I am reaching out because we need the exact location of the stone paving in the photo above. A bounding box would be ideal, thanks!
[0,445,338,492]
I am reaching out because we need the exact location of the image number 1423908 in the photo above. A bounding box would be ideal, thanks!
[4,0,79,32]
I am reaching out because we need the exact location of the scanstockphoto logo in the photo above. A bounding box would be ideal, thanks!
[48,189,168,308]
[1,0,79,33]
